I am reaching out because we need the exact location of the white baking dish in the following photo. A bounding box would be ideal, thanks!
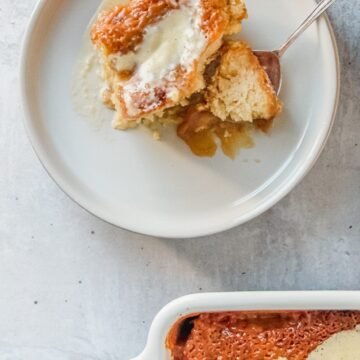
[131,291,360,360]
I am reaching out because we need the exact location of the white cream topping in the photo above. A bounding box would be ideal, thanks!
[308,326,360,359]
[109,1,206,117]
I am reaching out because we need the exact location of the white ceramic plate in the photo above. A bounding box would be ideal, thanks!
[21,0,339,238]
[131,291,360,360]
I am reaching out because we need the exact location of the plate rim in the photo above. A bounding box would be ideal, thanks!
[20,0,340,239]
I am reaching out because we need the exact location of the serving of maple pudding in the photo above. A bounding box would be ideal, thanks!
[90,0,282,158]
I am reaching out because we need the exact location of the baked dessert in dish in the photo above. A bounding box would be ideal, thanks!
[91,0,247,129]
[167,311,360,359]
[90,0,283,158]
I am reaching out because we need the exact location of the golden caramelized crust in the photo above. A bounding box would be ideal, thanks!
[91,0,247,55]
[200,0,247,41]
[206,41,282,123]
[91,0,179,55]
[167,311,360,360]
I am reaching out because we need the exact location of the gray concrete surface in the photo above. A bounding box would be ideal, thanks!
[0,0,359,359]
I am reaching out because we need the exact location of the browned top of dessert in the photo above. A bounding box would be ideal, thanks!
[167,311,360,360]
[91,0,178,55]
[91,0,242,56]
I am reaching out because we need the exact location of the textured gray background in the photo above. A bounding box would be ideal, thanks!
[0,0,359,359]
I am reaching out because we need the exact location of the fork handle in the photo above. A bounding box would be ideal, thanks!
[278,0,337,57]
